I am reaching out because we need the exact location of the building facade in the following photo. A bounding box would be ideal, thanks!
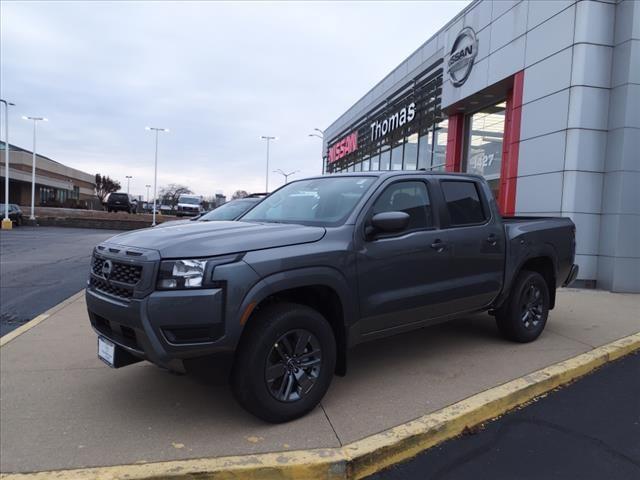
[323,0,639,293]
[0,142,97,208]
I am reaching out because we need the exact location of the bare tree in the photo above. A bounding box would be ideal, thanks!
[158,184,193,208]
[232,190,249,200]
[95,174,121,203]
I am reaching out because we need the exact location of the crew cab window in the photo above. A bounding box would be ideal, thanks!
[372,181,433,230]
[441,180,486,226]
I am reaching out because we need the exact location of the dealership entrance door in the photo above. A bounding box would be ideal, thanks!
[463,102,506,200]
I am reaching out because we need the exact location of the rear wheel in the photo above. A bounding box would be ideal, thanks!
[231,302,336,423]
[496,270,550,343]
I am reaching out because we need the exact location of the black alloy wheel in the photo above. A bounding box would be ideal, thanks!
[265,329,322,402]
[231,302,336,423]
[520,281,544,330]
[496,270,550,343]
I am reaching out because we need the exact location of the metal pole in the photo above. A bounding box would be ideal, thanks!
[265,138,270,192]
[152,129,158,226]
[1,100,11,225]
[30,120,37,220]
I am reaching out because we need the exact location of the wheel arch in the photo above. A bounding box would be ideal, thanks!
[235,267,355,376]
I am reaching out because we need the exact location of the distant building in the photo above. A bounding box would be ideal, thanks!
[215,193,227,207]
[0,142,97,207]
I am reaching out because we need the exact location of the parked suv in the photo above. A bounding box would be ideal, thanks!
[87,173,578,422]
[106,193,137,213]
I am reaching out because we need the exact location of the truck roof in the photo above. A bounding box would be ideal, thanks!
[311,171,487,181]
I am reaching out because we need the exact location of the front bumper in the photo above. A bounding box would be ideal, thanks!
[563,264,579,287]
[86,287,232,371]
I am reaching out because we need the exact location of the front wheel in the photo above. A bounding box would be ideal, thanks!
[496,270,550,343]
[231,302,336,423]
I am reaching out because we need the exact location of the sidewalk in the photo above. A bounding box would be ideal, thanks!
[1,289,638,474]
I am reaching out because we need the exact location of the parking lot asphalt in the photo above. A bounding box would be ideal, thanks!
[1,288,638,474]
[368,352,640,480]
[0,227,122,336]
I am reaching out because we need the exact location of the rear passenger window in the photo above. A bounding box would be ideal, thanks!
[372,181,433,230]
[441,181,486,226]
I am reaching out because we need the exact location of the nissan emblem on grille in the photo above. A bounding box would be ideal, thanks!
[101,259,113,280]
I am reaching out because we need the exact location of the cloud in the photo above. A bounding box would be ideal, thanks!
[1,0,469,198]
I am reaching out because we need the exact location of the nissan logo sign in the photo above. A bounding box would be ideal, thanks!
[447,27,478,87]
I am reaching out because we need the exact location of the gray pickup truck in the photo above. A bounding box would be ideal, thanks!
[86,172,578,422]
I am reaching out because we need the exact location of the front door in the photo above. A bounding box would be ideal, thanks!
[354,179,451,338]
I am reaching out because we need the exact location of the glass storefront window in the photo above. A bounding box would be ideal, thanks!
[362,156,370,171]
[464,102,506,199]
[403,133,418,170]
[390,139,404,170]
[379,148,391,170]
[417,131,432,170]
[370,154,380,171]
[432,118,448,170]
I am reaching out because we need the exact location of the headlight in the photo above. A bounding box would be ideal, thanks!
[158,259,205,289]
[156,254,243,290]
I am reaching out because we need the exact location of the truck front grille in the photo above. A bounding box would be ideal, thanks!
[92,257,142,285]
[90,277,134,299]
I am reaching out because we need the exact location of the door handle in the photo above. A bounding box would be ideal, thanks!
[430,239,446,252]
[486,234,498,246]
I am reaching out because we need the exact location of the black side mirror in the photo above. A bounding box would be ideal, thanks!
[368,211,410,236]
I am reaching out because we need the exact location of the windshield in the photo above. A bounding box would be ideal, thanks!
[199,199,258,221]
[241,176,376,226]
[179,196,200,205]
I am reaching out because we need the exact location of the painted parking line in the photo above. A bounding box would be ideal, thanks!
[0,290,84,347]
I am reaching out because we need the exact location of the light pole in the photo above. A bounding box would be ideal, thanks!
[273,169,299,184]
[1,99,15,230]
[22,116,48,220]
[145,184,151,204]
[260,136,277,192]
[145,127,169,226]
[125,175,132,194]
[308,128,324,174]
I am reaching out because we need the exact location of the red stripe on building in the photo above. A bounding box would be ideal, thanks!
[445,113,464,172]
[498,70,524,215]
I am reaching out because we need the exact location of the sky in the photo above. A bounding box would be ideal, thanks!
[1,0,468,199]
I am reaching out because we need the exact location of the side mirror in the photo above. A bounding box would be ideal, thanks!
[368,211,410,236]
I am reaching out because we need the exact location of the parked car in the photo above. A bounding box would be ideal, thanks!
[155,195,265,228]
[176,194,203,217]
[3,204,24,226]
[86,173,578,423]
[106,193,137,213]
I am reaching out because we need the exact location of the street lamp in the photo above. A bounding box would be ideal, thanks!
[1,99,15,230]
[273,169,299,184]
[22,116,48,220]
[308,128,325,174]
[125,175,133,194]
[145,127,169,226]
[145,184,151,204]
[260,136,277,192]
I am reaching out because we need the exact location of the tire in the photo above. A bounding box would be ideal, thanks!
[496,270,550,343]
[231,302,336,423]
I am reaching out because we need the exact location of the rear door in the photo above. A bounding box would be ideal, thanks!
[432,178,505,312]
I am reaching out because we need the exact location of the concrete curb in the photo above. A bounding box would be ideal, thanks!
[0,290,85,347]
[2,331,638,480]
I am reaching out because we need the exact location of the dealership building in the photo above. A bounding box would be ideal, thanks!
[323,0,639,293]
[0,141,97,208]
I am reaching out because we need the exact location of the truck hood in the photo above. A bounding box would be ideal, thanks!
[105,221,326,258]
